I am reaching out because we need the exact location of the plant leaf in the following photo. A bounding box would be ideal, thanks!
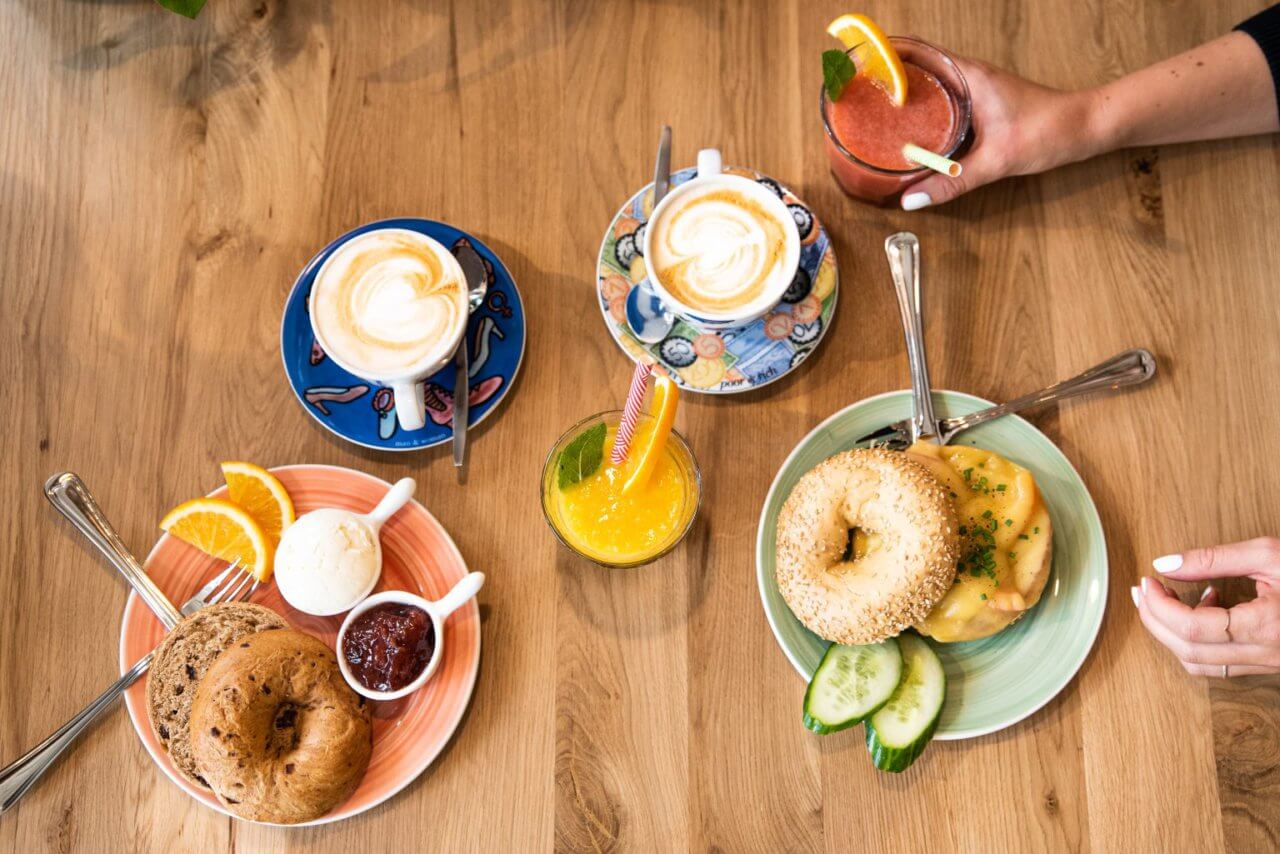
[155,0,208,18]
[822,49,856,101]
[557,423,606,490]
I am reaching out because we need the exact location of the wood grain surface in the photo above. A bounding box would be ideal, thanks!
[2,1,1279,851]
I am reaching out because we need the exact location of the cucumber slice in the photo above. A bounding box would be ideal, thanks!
[803,638,902,734]
[865,633,946,772]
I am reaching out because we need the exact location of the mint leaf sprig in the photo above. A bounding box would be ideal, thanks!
[557,423,607,490]
[155,0,208,18]
[823,49,856,101]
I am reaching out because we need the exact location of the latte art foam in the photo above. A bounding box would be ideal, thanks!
[312,231,467,376]
[651,187,789,314]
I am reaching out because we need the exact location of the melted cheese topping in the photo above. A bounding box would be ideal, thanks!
[905,442,1053,642]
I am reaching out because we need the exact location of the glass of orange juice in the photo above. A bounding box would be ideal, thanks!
[540,410,701,568]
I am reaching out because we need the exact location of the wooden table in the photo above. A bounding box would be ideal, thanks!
[3,1,1279,850]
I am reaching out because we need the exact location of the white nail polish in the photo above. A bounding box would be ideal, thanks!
[901,192,932,211]
[1153,554,1183,574]
[1140,577,1152,595]
[1199,586,1215,602]
[1130,586,1141,608]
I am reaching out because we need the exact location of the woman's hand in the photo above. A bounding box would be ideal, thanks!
[901,56,1104,210]
[1134,537,1280,677]
[901,31,1277,210]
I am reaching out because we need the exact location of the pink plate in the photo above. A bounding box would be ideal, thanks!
[119,464,481,825]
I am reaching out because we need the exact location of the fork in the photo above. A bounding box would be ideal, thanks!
[0,561,259,814]
[854,347,1158,450]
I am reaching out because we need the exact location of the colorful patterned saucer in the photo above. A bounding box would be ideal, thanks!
[281,218,525,451]
[596,167,838,394]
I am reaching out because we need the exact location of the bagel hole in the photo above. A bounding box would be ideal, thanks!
[273,705,297,730]
[842,527,874,561]
[267,703,301,757]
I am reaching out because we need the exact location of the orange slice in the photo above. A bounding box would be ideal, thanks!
[622,374,679,495]
[160,497,273,582]
[826,14,908,106]
[220,461,294,546]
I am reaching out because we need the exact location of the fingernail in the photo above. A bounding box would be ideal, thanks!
[1130,586,1142,608]
[1200,586,1215,602]
[1140,577,1152,595]
[1153,554,1183,574]
[901,192,932,211]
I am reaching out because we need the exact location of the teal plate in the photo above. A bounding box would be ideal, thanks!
[756,390,1107,740]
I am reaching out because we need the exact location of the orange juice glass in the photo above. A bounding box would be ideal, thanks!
[541,411,701,568]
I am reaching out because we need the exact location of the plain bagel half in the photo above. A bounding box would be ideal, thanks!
[775,448,960,645]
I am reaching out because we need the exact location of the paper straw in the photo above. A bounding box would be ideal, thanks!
[611,363,652,465]
[903,143,962,177]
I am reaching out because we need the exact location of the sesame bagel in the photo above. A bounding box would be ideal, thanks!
[775,448,960,645]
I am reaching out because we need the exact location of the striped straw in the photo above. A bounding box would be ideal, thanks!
[611,362,652,465]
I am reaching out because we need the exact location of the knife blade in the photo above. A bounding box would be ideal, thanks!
[453,246,488,470]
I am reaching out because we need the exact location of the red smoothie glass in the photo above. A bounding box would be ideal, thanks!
[821,37,972,205]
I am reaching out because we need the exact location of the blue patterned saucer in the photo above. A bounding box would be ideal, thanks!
[281,218,525,451]
[596,167,839,394]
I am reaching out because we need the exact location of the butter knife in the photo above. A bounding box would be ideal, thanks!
[453,245,489,471]
[44,473,181,628]
[885,232,941,444]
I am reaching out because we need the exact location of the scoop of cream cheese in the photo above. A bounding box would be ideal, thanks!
[274,508,381,615]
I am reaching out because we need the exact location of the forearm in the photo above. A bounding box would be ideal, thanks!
[1086,30,1278,153]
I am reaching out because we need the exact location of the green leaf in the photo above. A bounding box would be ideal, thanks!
[557,423,606,490]
[822,49,856,101]
[155,0,208,18]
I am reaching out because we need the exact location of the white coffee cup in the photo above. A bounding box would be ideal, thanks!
[643,149,801,330]
[308,228,469,431]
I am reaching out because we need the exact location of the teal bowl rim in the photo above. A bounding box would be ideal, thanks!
[754,388,1108,740]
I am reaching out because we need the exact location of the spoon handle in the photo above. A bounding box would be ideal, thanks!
[364,477,416,530]
[939,348,1157,442]
[885,233,940,443]
[431,572,485,619]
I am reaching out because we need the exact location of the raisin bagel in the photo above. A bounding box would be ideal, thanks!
[189,629,372,824]
[146,602,289,788]
[775,448,960,644]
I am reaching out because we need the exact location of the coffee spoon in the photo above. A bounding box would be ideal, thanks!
[625,125,676,344]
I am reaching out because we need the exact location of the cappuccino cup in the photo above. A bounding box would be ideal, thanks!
[643,149,801,330]
[308,227,469,431]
